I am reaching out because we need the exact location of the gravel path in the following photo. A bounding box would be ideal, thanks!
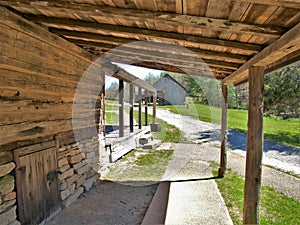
[155,109,300,176]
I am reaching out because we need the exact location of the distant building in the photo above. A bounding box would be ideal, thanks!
[153,74,187,105]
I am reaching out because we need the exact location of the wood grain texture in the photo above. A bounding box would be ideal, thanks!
[218,84,228,178]
[0,7,104,146]
[243,66,264,225]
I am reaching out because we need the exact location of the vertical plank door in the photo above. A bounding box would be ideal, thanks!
[18,147,60,224]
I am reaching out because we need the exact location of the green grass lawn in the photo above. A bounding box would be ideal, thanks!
[211,165,300,225]
[133,110,189,143]
[104,149,173,183]
[159,104,299,147]
[105,99,119,111]
[105,111,119,124]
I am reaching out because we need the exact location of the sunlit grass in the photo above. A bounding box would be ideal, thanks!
[133,111,189,143]
[212,164,300,225]
[159,104,299,147]
[104,149,173,182]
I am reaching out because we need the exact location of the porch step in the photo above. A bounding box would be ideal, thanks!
[142,139,162,149]
[139,133,154,145]
[111,144,133,162]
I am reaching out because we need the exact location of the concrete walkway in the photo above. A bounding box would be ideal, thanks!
[142,143,233,225]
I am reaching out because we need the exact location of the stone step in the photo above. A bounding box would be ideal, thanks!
[139,133,154,145]
[142,139,162,150]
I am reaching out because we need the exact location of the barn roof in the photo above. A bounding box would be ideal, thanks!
[1,0,300,85]
[154,74,187,92]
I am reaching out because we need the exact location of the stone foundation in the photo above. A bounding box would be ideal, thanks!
[0,162,20,225]
[57,136,101,208]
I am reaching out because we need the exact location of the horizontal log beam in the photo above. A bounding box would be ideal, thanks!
[265,49,300,74]
[2,1,285,36]
[223,22,300,85]
[0,118,98,146]
[0,7,98,65]
[74,39,241,70]
[68,38,248,64]
[32,17,262,53]
[237,0,300,9]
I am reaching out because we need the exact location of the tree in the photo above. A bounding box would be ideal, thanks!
[105,81,119,100]
[264,65,300,118]
[144,72,161,84]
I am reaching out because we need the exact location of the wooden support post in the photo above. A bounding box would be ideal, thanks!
[243,66,264,225]
[145,90,148,126]
[218,84,228,178]
[119,80,124,137]
[152,92,157,124]
[138,87,142,129]
[129,83,134,132]
[102,73,106,136]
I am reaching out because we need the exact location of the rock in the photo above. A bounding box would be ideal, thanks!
[67,149,81,157]
[82,174,99,191]
[60,181,67,191]
[74,164,90,175]
[66,174,79,187]
[3,192,16,201]
[0,175,14,195]
[75,174,87,189]
[0,200,16,214]
[58,168,74,181]
[82,177,94,191]
[0,206,17,225]
[85,169,96,179]
[60,183,75,200]
[58,158,68,167]
[139,134,154,145]
[85,152,95,159]
[58,164,70,174]
[72,160,87,170]
[8,220,21,225]
[58,147,67,153]
[62,187,83,208]
[68,154,83,164]
[86,157,99,165]
[0,163,15,177]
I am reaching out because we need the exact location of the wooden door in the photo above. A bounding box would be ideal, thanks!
[15,145,61,224]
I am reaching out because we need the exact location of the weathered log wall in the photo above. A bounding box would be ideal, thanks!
[0,6,104,162]
[0,7,105,224]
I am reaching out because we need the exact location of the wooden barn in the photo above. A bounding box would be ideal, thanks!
[0,1,300,225]
[154,74,187,105]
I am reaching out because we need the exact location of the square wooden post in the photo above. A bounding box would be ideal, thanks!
[138,87,142,129]
[129,83,134,133]
[119,80,124,137]
[102,73,106,136]
[152,92,157,124]
[145,90,148,126]
[243,66,264,225]
[218,84,228,178]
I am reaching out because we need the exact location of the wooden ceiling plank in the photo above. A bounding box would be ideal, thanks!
[236,0,300,9]
[55,30,249,62]
[26,16,262,52]
[229,1,251,21]
[0,1,285,38]
[223,22,300,85]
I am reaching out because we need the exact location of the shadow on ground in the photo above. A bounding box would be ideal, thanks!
[46,180,158,225]
[227,129,300,155]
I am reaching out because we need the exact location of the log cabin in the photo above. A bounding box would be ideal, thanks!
[0,1,299,224]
